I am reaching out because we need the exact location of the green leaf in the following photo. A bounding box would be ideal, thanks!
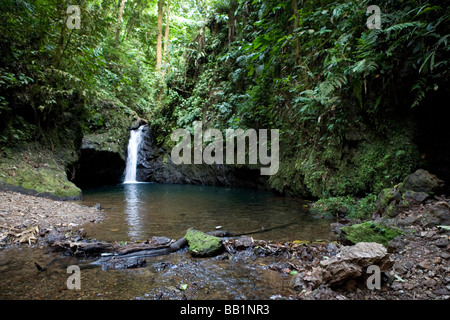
[180,283,188,291]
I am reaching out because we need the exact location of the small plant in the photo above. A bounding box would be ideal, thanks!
[311,194,378,220]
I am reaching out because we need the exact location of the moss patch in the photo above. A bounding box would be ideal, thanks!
[340,221,403,246]
[184,228,223,257]
[268,124,422,199]
[0,143,81,199]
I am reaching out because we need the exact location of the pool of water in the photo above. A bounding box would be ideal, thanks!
[0,183,335,300]
[75,183,333,242]
[0,245,297,300]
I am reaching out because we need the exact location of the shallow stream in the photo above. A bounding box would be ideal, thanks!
[0,183,334,300]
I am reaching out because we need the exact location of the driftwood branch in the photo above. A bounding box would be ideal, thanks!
[48,222,296,270]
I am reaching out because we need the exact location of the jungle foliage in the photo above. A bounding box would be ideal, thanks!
[1,0,449,205]
[156,0,449,200]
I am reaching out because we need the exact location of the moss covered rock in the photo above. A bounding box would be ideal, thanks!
[375,169,445,218]
[340,221,403,247]
[184,228,223,257]
[0,143,81,199]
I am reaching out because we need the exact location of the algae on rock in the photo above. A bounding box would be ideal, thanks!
[0,143,81,199]
[184,228,223,257]
[340,221,403,247]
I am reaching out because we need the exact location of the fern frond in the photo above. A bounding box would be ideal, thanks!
[350,59,378,76]
[385,22,425,34]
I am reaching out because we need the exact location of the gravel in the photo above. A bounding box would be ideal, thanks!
[0,191,104,245]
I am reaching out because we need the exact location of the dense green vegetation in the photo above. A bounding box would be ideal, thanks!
[1,0,449,212]
[340,221,404,246]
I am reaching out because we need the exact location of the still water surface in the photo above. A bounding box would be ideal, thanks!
[76,183,332,242]
[0,183,334,300]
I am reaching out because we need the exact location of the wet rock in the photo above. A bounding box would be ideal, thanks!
[135,126,268,190]
[101,256,147,270]
[184,228,223,257]
[45,230,67,244]
[130,117,148,130]
[214,253,231,260]
[234,236,254,250]
[150,236,172,246]
[153,261,173,272]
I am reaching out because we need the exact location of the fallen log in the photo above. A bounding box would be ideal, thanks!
[92,237,189,270]
[47,224,296,270]
[100,237,188,259]
[49,236,178,257]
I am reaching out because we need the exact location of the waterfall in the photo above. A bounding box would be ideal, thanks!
[123,125,145,183]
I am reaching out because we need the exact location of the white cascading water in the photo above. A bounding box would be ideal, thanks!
[123,125,145,183]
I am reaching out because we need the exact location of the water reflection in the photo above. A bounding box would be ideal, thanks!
[78,183,335,242]
[124,183,144,240]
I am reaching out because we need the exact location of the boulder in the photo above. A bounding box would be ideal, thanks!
[375,169,445,219]
[233,235,254,250]
[420,201,450,228]
[294,242,392,289]
[399,169,444,194]
[184,228,223,257]
[376,187,403,217]
[130,117,149,130]
[402,190,429,203]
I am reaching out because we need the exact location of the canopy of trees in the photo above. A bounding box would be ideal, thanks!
[1,0,449,200]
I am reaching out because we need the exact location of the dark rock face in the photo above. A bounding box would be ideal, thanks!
[73,125,269,189]
[73,144,126,187]
[136,126,269,190]
[399,169,445,194]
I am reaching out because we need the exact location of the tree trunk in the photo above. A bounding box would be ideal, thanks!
[162,0,170,77]
[228,1,237,45]
[156,0,164,73]
[115,0,127,46]
[292,0,301,64]
[53,0,67,68]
